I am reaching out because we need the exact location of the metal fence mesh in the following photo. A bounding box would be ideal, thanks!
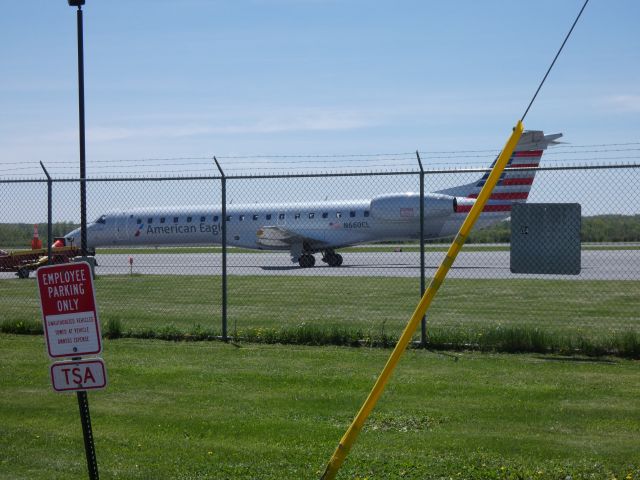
[1,163,638,349]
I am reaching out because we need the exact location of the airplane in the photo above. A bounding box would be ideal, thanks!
[61,130,562,268]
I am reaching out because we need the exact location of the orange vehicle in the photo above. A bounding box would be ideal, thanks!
[0,237,81,279]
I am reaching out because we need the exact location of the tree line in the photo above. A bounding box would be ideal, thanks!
[466,215,640,243]
[0,222,77,249]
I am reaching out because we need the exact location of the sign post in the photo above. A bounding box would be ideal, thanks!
[37,261,104,480]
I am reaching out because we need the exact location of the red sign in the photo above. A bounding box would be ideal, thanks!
[50,359,107,392]
[37,262,102,359]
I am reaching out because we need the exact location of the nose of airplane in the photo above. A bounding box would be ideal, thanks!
[64,227,81,247]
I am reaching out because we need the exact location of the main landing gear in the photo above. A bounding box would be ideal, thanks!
[297,250,343,268]
[321,250,343,267]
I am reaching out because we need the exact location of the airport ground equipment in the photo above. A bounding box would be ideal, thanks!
[0,245,81,279]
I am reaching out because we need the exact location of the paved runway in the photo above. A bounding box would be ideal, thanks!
[2,250,637,281]
[94,250,639,280]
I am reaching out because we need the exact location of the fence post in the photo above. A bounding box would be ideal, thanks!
[213,157,228,341]
[416,151,427,346]
[39,162,53,265]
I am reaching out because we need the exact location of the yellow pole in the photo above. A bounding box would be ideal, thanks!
[320,121,524,480]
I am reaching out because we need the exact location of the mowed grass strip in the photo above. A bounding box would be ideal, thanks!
[1,334,639,479]
[1,275,638,341]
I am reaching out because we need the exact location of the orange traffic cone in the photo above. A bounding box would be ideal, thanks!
[31,224,43,250]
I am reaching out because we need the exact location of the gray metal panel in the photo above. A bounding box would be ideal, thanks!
[510,203,581,275]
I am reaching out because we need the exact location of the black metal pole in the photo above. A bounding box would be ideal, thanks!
[77,390,99,480]
[76,5,87,257]
[39,162,53,265]
[70,3,98,479]
[214,157,228,341]
[416,151,426,346]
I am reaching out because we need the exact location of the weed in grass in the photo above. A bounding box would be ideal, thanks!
[103,317,123,339]
[185,323,217,341]
[0,318,42,335]
[364,412,442,433]
[616,330,640,358]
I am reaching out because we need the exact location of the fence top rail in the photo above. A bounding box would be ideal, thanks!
[0,162,639,183]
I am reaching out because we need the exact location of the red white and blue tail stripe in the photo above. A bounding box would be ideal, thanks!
[437,131,562,214]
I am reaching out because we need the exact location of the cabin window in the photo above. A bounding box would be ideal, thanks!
[136,218,142,224]
[226,215,232,221]
[213,215,219,222]
[253,214,259,221]
[187,216,192,223]
[200,216,206,222]
[322,212,328,219]
[160,217,166,224]
[309,213,315,219]
[350,211,356,218]
[147,218,153,224]
[279,213,285,220]
[173,217,179,223]
[239,215,245,221]
[294,213,301,220]
[364,210,370,217]
[94,215,106,224]
[336,212,342,218]
[234,235,240,241]
[266,214,272,220]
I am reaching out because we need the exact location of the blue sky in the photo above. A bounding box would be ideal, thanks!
[1,0,638,179]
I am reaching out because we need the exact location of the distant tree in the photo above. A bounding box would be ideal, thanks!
[0,222,77,249]
[455,215,640,244]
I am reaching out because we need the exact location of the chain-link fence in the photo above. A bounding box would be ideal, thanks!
[1,162,639,353]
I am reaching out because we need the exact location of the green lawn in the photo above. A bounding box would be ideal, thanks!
[1,334,638,479]
[1,275,638,344]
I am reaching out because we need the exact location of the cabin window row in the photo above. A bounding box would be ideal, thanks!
[221,210,370,222]
[136,210,369,225]
[136,215,210,225]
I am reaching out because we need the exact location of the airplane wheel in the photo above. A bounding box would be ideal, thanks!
[326,254,343,267]
[298,254,315,268]
[17,268,30,279]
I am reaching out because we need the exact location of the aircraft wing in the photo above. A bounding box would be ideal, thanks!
[256,226,330,249]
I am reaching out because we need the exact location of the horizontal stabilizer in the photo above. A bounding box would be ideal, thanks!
[515,131,563,151]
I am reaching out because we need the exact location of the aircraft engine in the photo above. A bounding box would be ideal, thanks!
[370,193,460,222]
[453,196,475,213]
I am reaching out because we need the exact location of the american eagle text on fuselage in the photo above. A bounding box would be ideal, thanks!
[145,222,220,236]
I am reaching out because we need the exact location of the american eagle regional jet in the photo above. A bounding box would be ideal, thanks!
[62,131,561,267]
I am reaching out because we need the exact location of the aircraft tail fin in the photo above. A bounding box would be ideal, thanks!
[437,130,562,212]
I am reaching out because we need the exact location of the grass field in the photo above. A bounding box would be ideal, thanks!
[1,275,639,355]
[1,334,638,479]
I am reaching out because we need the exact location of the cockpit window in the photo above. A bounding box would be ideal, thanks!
[94,215,106,224]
